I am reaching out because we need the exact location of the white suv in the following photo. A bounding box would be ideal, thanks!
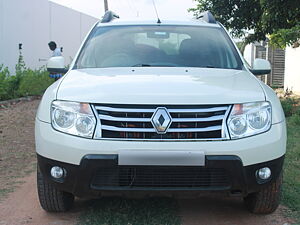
[35,11,286,214]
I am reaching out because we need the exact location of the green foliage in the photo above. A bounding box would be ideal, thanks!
[15,50,26,75]
[189,0,262,39]
[283,113,300,223]
[189,0,300,48]
[0,64,22,100]
[0,65,10,100]
[18,69,53,97]
[280,97,297,117]
[236,41,247,54]
[269,24,300,49]
[289,113,300,126]
[0,52,28,100]
[0,58,54,101]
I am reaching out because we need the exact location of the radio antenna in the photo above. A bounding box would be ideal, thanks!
[152,0,161,24]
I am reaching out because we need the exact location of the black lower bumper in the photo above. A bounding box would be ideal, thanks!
[37,154,284,198]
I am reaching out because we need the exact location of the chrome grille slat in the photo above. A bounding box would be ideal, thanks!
[99,114,224,122]
[168,126,222,132]
[101,125,222,132]
[95,106,228,113]
[168,107,228,113]
[172,115,224,122]
[93,104,231,140]
[102,125,156,132]
[99,115,151,122]
[95,106,156,113]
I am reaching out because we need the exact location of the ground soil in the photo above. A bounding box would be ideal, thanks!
[179,197,293,225]
[0,99,294,225]
[0,99,39,200]
[0,173,79,225]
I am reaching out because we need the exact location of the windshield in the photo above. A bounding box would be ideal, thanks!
[75,25,242,69]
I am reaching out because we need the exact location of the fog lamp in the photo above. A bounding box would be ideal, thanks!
[50,166,65,179]
[257,167,271,180]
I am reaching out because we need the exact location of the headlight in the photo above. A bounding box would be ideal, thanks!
[51,100,96,138]
[227,102,271,139]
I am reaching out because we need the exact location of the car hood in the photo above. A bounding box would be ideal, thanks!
[57,68,265,104]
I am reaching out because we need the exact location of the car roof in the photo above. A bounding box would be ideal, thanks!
[96,18,221,28]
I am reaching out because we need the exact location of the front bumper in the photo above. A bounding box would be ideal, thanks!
[37,154,284,198]
[35,119,286,166]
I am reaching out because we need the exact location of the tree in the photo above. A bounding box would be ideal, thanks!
[189,0,300,48]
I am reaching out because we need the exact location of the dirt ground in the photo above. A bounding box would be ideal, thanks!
[0,99,294,225]
[0,173,78,225]
[179,198,293,225]
[0,99,39,200]
[0,99,80,225]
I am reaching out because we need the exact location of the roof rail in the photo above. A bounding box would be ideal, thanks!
[197,11,216,24]
[101,11,120,23]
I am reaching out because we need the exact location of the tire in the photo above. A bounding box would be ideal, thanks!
[243,173,282,214]
[37,168,74,212]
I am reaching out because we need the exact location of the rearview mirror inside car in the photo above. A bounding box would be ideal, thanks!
[147,31,170,39]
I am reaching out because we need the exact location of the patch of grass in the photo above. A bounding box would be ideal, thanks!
[0,188,14,202]
[282,112,300,223]
[0,167,32,202]
[24,162,37,175]
[77,197,181,225]
[0,179,25,202]
[280,97,298,117]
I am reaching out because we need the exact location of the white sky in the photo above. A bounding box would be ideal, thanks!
[49,0,196,20]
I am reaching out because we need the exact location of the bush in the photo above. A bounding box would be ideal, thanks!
[0,64,54,101]
[0,50,56,101]
[0,65,11,100]
[280,97,297,117]
[289,114,300,126]
[295,106,300,117]
[18,69,53,96]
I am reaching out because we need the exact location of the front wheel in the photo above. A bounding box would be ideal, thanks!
[243,173,282,214]
[37,168,74,212]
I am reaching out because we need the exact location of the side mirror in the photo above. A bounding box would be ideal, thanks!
[47,56,68,74]
[250,58,271,75]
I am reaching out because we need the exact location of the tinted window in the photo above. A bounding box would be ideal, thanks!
[76,25,242,69]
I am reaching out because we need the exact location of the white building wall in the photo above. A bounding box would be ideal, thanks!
[243,43,254,66]
[284,47,300,94]
[0,0,98,74]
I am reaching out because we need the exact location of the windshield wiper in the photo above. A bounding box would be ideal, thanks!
[131,64,152,67]
[131,63,177,67]
[205,65,216,68]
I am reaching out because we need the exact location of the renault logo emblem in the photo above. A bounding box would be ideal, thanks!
[151,107,172,134]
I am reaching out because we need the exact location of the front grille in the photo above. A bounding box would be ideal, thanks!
[93,104,231,140]
[91,166,230,189]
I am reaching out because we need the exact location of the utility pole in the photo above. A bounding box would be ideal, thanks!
[104,0,108,11]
